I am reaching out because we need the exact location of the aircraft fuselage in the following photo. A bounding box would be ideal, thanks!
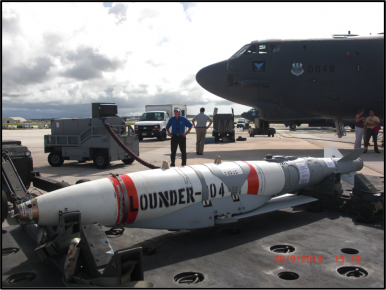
[196,35,384,121]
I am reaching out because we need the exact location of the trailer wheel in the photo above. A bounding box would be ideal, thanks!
[157,130,167,141]
[122,158,135,165]
[271,133,274,137]
[2,190,8,223]
[48,151,64,167]
[138,136,143,141]
[290,124,296,130]
[75,179,91,184]
[268,132,271,137]
[93,152,110,169]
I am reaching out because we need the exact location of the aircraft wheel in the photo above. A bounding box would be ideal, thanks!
[48,151,64,167]
[122,158,135,165]
[93,152,110,169]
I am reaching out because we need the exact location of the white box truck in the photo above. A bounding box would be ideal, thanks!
[134,104,187,141]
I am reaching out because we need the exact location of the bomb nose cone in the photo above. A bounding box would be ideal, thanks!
[17,198,39,224]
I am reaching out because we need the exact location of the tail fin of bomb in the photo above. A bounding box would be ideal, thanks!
[340,171,356,186]
[338,148,366,163]
[324,146,343,159]
[324,147,365,162]
[324,147,365,186]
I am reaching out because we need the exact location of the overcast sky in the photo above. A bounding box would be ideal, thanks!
[2,2,384,119]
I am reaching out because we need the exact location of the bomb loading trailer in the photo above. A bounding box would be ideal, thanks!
[44,103,139,169]
[212,108,236,143]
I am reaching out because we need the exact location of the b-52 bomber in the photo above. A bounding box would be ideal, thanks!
[196,33,384,136]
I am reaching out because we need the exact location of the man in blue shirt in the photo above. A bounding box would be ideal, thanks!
[166,107,193,167]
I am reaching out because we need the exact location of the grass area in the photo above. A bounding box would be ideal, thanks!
[2,123,45,126]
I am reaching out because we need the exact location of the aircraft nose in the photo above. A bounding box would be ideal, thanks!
[196,60,228,95]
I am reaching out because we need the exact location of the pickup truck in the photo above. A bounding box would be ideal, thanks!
[236,119,250,130]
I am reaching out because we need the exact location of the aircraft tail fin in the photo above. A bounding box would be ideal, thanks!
[338,148,366,163]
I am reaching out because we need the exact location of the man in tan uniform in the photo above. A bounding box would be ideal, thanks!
[192,108,213,155]
[364,110,381,153]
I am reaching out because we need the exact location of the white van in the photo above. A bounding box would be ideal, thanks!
[134,104,187,141]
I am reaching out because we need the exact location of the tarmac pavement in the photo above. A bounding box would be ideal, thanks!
[1,127,384,288]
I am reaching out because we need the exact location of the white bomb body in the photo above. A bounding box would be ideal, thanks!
[18,149,363,230]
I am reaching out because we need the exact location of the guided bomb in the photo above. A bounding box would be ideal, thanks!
[17,147,363,230]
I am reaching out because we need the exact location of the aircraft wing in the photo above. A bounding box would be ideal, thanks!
[215,194,317,224]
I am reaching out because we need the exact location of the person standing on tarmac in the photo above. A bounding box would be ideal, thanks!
[354,108,365,150]
[192,107,213,155]
[363,110,381,153]
[166,107,193,167]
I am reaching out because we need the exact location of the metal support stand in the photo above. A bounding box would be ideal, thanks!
[34,211,81,261]
[23,211,150,287]
[299,172,384,221]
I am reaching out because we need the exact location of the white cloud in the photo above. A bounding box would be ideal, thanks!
[2,2,384,118]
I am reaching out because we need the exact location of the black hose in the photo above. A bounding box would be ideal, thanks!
[104,123,160,169]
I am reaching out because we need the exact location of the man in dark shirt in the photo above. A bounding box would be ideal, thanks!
[166,108,193,167]
[364,110,381,153]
